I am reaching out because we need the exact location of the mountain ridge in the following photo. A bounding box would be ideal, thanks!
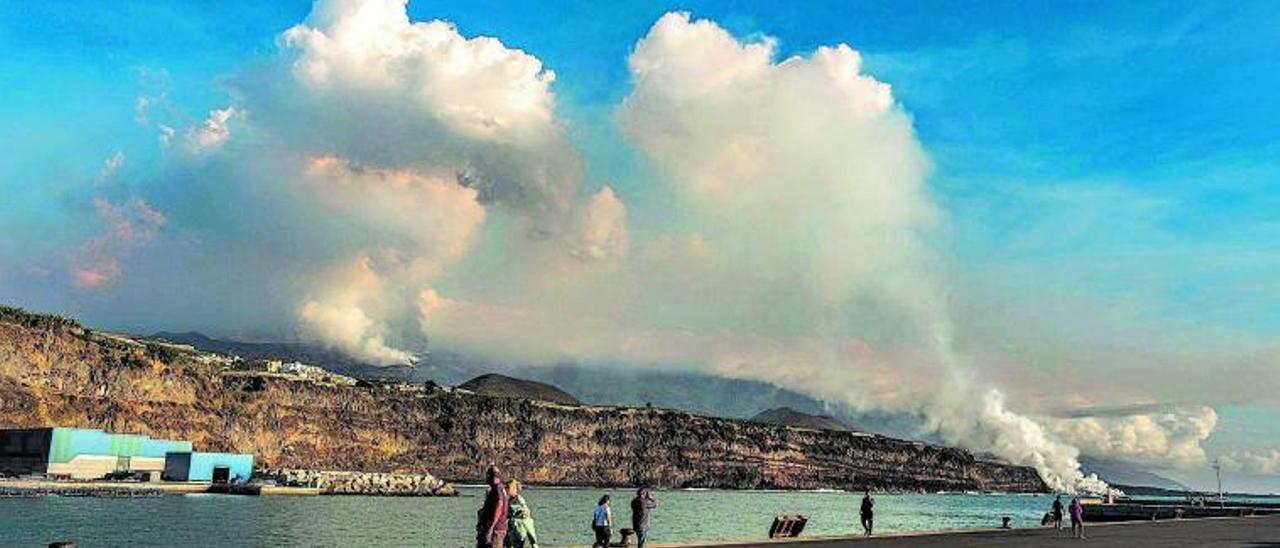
[751,407,855,432]
[458,373,582,405]
[149,331,926,438]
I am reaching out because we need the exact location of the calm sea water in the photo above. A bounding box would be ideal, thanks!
[1,487,1056,547]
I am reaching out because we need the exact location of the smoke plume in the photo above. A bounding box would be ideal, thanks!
[33,0,1246,492]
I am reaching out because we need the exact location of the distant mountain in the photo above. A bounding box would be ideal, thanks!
[525,364,927,439]
[152,331,367,366]
[459,373,582,405]
[148,332,479,383]
[1079,456,1189,491]
[751,407,854,431]
[148,332,927,439]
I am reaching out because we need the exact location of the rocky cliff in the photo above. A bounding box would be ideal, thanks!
[0,306,1047,492]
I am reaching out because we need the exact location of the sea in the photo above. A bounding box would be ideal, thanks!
[0,487,1069,547]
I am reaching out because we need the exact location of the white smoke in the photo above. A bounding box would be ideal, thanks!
[412,10,1117,492]
[198,0,596,359]
[299,262,414,366]
[1046,406,1217,471]
[295,156,487,364]
[52,0,1190,493]
[613,12,1107,492]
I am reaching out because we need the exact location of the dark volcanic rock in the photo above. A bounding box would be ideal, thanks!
[0,307,1047,492]
[752,407,854,432]
[459,373,582,405]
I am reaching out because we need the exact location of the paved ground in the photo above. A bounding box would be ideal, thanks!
[663,515,1280,547]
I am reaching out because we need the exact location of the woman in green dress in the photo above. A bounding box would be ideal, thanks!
[506,480,539,548]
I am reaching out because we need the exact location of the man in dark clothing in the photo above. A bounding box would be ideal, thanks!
[1051,495,1064,532]
[860,489,874,536]
[631,487,658,548]
[476,465,509,548]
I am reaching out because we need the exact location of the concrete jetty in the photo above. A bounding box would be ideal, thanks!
[0,479,211,496]
[662,514,1280,547]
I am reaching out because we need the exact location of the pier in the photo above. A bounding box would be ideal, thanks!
[667,514,1280,547]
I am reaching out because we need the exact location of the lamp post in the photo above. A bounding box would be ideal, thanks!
[1213,458,1224,508]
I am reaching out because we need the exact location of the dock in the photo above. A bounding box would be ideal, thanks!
[1082,499,1279,522]
[662,514,1280,547]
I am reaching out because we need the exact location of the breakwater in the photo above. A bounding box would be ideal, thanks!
[1082,501,1280,522]
[256,468,456,496]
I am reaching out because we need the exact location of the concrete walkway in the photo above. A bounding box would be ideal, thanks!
[662,515,1280,547]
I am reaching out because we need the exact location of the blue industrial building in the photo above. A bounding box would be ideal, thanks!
[0,427,191,478]
[163,451,255,483]
[1,427,253,483]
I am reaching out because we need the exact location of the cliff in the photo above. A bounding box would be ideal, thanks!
[0,306,1047,492]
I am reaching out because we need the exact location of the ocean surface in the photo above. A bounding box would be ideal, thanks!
[1,487,1061,547]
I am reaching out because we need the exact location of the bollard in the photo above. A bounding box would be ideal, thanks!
[1000,516,1012,529]
[618,528,635,546]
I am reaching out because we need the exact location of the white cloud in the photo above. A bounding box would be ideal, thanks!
[303,155,486,265]
[282,0,557,144]
[1220,449,1280,475]
[70,198,165,290]
[98,152,125,182]
[569,186,629,262]
[158,125,176,148]
[135,96,152,125]
[1046,407,1218,470]
[185,106,242,154]
[236,0,583,226]
[199,0,590,359]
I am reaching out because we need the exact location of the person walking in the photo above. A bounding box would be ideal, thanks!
[859,489,875,536]
[1051,495,1064,533]
[506,480,539,548]
[591,495,613,548]
[631,487,658,548]
[475,465,509,548]
[1070,496,1086,539]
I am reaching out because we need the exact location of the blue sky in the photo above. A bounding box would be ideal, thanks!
[2,1,1279,490]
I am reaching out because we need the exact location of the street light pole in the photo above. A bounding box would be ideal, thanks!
[1213,458,1223,508]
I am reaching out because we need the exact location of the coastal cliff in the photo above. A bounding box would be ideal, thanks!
[0,306,1047,492]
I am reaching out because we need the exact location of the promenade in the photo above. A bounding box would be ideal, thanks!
[667,514,1280,547]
